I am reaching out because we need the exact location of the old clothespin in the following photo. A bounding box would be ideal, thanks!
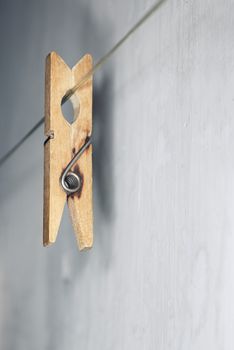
[43,51,93,250]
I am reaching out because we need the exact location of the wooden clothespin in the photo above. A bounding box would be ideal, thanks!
[43,52,93,250]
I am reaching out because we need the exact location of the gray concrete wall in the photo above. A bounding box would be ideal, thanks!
[0,0,234,349]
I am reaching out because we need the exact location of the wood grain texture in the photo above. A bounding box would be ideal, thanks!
[43,52,93,249]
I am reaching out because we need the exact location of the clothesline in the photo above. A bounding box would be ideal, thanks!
[0,0,166,167]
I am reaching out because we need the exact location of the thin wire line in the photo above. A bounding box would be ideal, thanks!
[63,0,166,103]
[0,0,166,168]
[0,118,44,167]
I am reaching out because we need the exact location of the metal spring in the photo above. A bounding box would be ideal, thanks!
[60,137,92,194]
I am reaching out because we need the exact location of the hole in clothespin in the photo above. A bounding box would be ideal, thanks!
[61,94,80,125]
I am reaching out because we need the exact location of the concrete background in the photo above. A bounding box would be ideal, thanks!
[0,0,234,349]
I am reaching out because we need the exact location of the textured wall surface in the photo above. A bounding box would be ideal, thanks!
[0,0,234,349]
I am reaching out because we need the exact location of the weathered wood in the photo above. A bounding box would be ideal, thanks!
[43,52,93,250]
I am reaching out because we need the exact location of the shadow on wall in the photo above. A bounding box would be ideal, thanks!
[93,73,115,224]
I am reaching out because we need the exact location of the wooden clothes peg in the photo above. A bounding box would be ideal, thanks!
[43,52,93,250]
